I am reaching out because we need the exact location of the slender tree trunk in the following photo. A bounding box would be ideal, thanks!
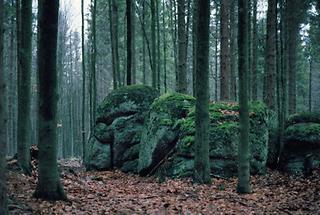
[192,0,197,96]
[309,59,312,112]
[0,0,8,212]
[251,0,258,101]
[81,0,86,160]
[194,0,211,185]
[132,0,136,84]
[230,0,237,101]
[91,0,97,128]
[34,0,67,201]
[237,0,251,194]
[177,0,187,93]
[126,0,132,85]
[17,0,32,175]
[264,0,277,110]
[142,0,146,85]
[220,0,230,100]
[156,0,161,90]
[163,0,167,93]
[151,0,157,88]
[214,1,219,101]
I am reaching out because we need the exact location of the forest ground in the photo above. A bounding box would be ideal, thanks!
[6,158,320,215]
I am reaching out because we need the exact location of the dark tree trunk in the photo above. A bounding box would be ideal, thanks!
[151,0,157,88]
[220,0,230,100]
[251,0,258,101]
[194,0,211,185]
[34,0,67,201]
[0,0,8,212]
[264,0,277,110]
[81,0,86,161]
[177,0,187,93]
[237,0,251,194]
[230,0,237,101]
[17,0,32,175]
[126,0,132,85]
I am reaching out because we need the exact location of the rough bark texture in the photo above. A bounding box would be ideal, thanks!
[34,0,67,201]
[17,0,32,175]
[237,0,251,194]
[220,0,230,101]
[82,0,86,161]
[151,0,157,88]
[126,0,132,85]
[264,0,277,110]
[251,0,258,101]
[230,0,237,101]
[194,0,211,184]
[0,0,8,212]
[177,0,187,94]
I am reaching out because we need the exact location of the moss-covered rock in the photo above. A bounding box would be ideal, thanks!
[139,99,270,178]
[97,85,159,125]
[85,137,111,171]
[138,93,196,175]
[281,113,320,174]
[85,85,159,172]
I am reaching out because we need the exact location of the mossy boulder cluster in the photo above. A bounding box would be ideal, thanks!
[85,85,159,172]
[85,85,270,178]
[281,112,320,174]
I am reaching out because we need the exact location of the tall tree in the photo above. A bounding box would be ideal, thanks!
[34,0,67,200]
[90,0,97,127]
[194,0,211,184]
[81,0,86,160]
[237,0,251,194]
[177,0,187,93]
[151,0,157,88]
[126,0,132,85]
[220,0,231,100]
[230,0,237,101]
[0,0,8,212]
[17,0,33,175]
[251,0,258,101]
[264,0,277,110]
[110,0,120,88]
[156,0,161,90]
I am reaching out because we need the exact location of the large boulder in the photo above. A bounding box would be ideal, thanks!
[138,93,196,175]
[280,112,320,174]
[85,85,159,172]
[138,96,270,178]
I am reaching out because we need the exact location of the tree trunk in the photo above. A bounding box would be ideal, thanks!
[264,0,277,110]
[17,0,32,175]
[91,0,97,127]
[251,0,258,101]
[142,0,146,85]
[163,0,167,93]
[81,0,86,160]
[151,0,157,88]
[156,0,161,90]
[132,0,136,84]
[194,0,211,185]
[0,0,8,212]
[220,0,230,100]
[126,0,132,85]
[192,0,197,96]
[230,0,237,101]
[177,0,187,93]
[34,0,67,201]
[237,0,251,194]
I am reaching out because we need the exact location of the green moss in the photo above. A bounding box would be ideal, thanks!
[285,112,320,128]
[151,93,195,119]
[284,123,320,149]
[98,85,159,115]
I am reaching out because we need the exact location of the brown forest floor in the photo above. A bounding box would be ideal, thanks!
[7,159,320,215]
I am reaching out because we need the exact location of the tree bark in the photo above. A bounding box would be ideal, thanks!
[126,0,132,85]
[237,0,251,194]
[251,0,258,101]
[230,0,237,101]
[151,0,157,88]
[34,0,67,200]
[220,0,230,100]
[194,0,211,185]
[81,0,86,161]
[17,0,32,175]
[0,0,8,212]
[177,0,187,93]
[264,0,277,110]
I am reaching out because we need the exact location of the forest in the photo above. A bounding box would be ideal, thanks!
[0,0,320,214]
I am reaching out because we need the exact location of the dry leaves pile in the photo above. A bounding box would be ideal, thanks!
[7,160,320,214]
